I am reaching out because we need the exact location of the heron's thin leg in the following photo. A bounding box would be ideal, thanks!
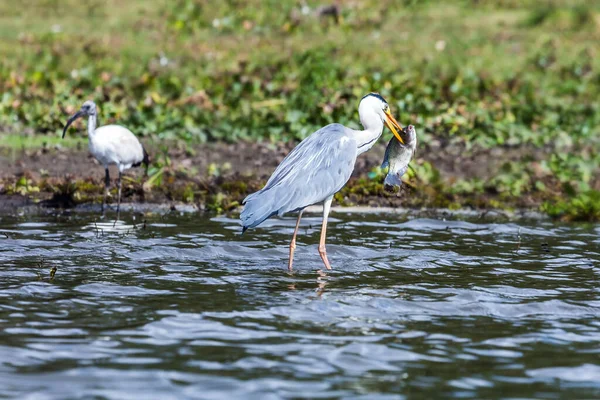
[102,168,110,215]
[318,196,333,270]
[288,210,304,272]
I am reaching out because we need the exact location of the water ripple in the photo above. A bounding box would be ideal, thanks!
[0,213,599,398]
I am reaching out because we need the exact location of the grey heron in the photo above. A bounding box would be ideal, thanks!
[241,93,404,271]
[62,100,149,216]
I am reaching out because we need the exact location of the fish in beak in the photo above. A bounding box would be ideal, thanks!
[383,109,404,145]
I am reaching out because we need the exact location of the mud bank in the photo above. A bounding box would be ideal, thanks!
[0,140,596,220]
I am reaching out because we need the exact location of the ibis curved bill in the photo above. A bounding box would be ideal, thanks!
[240,93,403,271]
[62,111,85,138]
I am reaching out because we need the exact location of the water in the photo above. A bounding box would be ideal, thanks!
[0,212,599,399]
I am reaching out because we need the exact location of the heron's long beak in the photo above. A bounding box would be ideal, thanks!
[384,110,404,144]
[62,110,84,138]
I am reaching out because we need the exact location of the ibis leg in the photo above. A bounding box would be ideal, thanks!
[116,171,122,220]
[288,210,304,272]
[102,168,110,215]
[318,196,333,270]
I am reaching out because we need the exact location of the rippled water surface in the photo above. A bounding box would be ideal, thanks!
[1,211,599,399]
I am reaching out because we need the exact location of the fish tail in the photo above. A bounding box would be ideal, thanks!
[384,173,403,189]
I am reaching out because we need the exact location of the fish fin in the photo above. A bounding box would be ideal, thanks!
[381,137,394,169]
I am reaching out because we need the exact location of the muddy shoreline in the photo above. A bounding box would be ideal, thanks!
[0,140,595,218]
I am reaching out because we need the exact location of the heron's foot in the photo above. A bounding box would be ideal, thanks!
[288,240,297,271]
[318,244,332,270]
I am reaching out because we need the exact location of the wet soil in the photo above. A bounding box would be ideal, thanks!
[0,140,550,181]
[0,140,591,213]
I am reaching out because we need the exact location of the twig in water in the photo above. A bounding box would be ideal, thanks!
[36,260,44,281]
[36,259,56,282]
[94,221,104,238]
[514,227,522,254]
[541,242,550,253]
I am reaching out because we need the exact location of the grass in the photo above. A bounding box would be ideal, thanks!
[0,133,83,149]
[0,0,599,219]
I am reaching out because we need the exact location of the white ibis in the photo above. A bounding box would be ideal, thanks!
[62,100,149,216]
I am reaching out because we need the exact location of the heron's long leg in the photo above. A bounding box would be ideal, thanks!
[102,168,110,215]
[318,196,333,270]
[288,210,304,272]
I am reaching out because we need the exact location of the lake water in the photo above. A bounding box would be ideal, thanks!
[0,211,599,399]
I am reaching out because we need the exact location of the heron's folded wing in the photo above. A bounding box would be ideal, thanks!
[240,124,360,229]
[257,124,358,215]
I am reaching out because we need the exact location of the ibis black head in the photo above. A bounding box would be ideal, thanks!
[62,100,97,138]
[79,100,97,116]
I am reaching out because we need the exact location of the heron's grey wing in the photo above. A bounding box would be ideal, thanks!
[241,124,357,229]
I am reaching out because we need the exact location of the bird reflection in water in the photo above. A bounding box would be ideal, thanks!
[287,269,330,298]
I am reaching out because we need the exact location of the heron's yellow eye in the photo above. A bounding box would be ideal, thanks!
[383,105,389,112]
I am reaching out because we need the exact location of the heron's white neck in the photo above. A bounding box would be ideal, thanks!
[350,108,384,155]
[87,114,97,136]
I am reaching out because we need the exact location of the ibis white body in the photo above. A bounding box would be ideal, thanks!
[88,124,146,172]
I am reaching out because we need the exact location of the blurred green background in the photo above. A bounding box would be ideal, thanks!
[0,0,599,218]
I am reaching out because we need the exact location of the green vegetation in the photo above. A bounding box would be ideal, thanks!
[0,0,599,219]
[542,190,600,221]
[0,133,83,149]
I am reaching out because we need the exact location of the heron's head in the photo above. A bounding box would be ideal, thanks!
[62,100,97,138]
[359,93,404,144]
